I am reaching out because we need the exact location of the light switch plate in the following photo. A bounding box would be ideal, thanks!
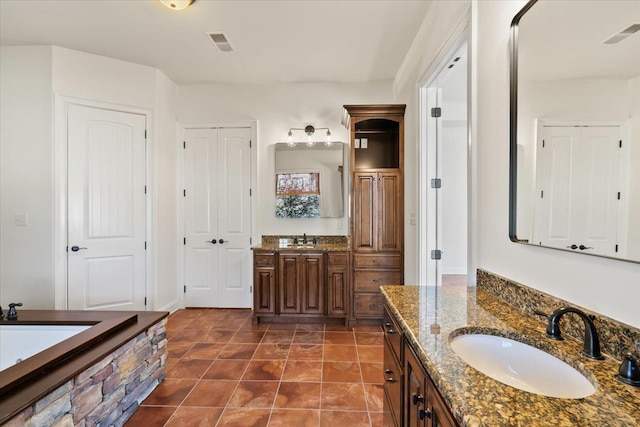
[361,138,368,149]
[15,213,28,226]
[354,138,360,149]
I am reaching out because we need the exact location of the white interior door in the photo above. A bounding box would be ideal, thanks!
[184,127,252,308]
[67,105,147,310]
[534,125,621,256]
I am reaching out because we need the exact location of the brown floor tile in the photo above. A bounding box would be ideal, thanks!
[124,405,175,427]
[353,325,383,333]
[364,383,384,412]
[227,381,279,408]
[141,378,197,406]
[201,329,237,344]
[230,330,266,344]
[360,362,384,384]
[296,323,325,332]
[167,341,194,359]
[182,343,225,360]
[320,410,371,427]
[223,310,253,321]
[321,383,368,411]
[274,382,321,409]
[252,343,290,359]
[323,345,358,361]
[261,331,295,344]
[203,359,249,380]
[170,328,211,343]
[369,411,384,426]
[182,380,238,407]
[288,344,323,360]
[324,324,352,332]
[322,361,362,383]
[165,359,212,379]
[217,408,271,427]
[242,359,286,381]
[269,409,320,426]
[293,331,324,344]
[219,343,258,359]
[355,332,384,346]
[324,332,356,345]
[357,345,383,363]
[267,323,298,330]
[165,406,224,427]
[282,360,322,382]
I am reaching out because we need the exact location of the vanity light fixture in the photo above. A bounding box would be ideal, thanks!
[287,125,332,147]
[160,0,195,11]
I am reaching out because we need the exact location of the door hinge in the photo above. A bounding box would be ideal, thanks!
[431,249,442,260]
[144,297,147,306]
[619,140,622,148]
[250,286,253,293]
[184,285,187,293]
[249,189,252,196]
[144,130,147,139]
[144,185,147,194]
[431,178,442,189]
[541,190,544,198]
[617,192,621,200]
[183,237,186,245]
[183,189,186,197]
[431,107,442,118]
[615,244,619,253]
[250,237,252,244]
[542,140,545,148]
[249,140,252,148]
[144,241,147,250]
[183,141,186,149]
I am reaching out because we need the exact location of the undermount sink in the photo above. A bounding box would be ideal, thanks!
[449,333,596,399]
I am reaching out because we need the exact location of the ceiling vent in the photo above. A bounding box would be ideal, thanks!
[206,32,234,52]
[602,23,640,44]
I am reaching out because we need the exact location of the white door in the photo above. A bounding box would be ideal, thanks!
[534,125,621,256]
[184,128,252,308]
[67,105,147,310]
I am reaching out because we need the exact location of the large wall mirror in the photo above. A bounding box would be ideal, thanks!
[274,143,345,218]
[510,0,640,263]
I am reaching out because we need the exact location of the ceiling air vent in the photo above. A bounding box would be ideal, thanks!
[206,32,234,52]
[602,23,640,44]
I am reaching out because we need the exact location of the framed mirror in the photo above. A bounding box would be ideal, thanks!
[274,142,345,218]
[510,0,640,263]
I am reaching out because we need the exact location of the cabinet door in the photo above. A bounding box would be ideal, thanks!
[405,346,427,427]
[254,267,275,315]
[378,171,402,252]
[301,254,324,314]
[327,266,348,316]
[353,172,377,251]
[428,377,457,427]
[279,253,300,314]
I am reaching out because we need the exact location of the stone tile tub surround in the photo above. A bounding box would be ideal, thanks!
[255,235,349,251]
[477,269,640,361]
[382,285,640,427]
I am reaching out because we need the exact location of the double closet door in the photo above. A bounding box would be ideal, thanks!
[183,128,252,308]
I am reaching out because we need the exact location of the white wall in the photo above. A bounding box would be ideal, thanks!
[474,1,640,327]
[0,46,54,308]
[0,46,181,311]
[178,82,393,238]
[627,76,640,260]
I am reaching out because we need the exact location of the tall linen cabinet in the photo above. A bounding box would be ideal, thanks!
[344,105,405,323]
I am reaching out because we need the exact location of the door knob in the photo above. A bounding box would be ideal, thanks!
[70,246,87,252]
[578,245,593,250]
[566,244,578,250]
[206,239,217,244]
[219,239,225,244]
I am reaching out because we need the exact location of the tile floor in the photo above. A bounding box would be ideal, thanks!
[125,309,384,427]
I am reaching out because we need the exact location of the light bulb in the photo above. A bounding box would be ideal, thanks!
[325,130,332,146]
[160,0,194,10]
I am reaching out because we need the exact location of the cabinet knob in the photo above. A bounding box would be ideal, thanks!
[412,393,424,405]
[384,369,394,383]
[384,322,394,334]
[419,408,432,420]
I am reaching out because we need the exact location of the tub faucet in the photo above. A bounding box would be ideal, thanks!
[535,307,604,360]
[7,303,22,320]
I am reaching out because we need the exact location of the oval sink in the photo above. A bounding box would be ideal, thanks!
[449,334,595,398]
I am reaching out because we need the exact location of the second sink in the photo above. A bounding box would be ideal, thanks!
[449,333,596,399]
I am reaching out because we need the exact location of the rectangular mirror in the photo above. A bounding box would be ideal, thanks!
[275,143,345,218]
[510,0,640,263]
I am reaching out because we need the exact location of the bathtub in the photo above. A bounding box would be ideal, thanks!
[0,310,168,425]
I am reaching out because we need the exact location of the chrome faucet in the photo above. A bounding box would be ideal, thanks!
[302,233,307,244]
[6,303,23,320]
[536,307,604,360]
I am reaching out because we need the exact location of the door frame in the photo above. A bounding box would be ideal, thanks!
[177,121,258,309]
[53,95,154,310]
[417,15,473,286]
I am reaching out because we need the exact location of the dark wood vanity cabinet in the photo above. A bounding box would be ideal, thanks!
[345,104,405,322]
[252,250,350,323]
[384,303,457,427]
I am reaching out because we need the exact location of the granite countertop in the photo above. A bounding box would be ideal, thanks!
[381,285,640,427]
[251,242,349,252]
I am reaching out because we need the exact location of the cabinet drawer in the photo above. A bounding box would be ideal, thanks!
[383,306,402,362]
[327,252,349,266]
[383,341,402,423]
[354,292,384,318]
[354,254,401,269]
[354,270,403,291]
[254,253,275,267]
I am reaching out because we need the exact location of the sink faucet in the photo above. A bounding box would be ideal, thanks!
[302,233,307,244]
[6,303,23,320]
[535,307,604,360]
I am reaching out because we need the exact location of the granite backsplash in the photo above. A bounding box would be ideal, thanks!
[477,269,640,361]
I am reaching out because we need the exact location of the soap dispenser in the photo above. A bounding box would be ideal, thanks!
[615,353,640,387]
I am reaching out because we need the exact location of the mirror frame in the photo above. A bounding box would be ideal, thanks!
[508,0,639,264]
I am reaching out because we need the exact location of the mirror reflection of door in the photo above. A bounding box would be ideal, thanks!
[425,43,468,286]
